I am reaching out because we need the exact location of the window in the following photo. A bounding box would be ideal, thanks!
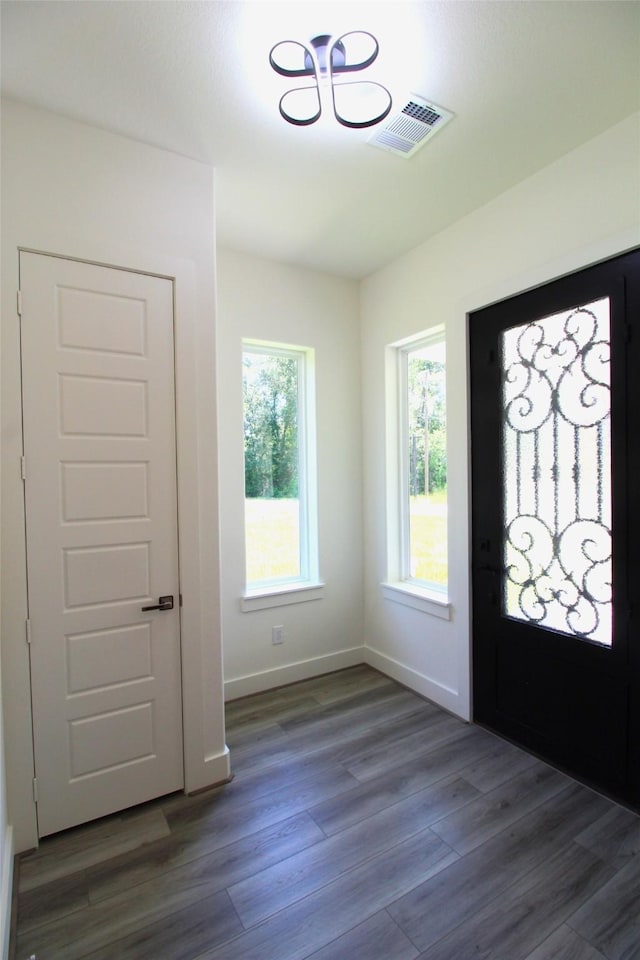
[242,341,320,605]
[383,328,449,617]
[401,333,447,591]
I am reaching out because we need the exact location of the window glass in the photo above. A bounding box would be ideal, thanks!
[243,343,315,589]
[501,298,611,644]
[402,336,447,592]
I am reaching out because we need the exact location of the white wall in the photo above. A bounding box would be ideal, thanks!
[216,249,364,698]
[1,99,229,853]
[361,112,640,720]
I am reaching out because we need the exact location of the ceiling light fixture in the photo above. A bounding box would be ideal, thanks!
[269,31,392,129]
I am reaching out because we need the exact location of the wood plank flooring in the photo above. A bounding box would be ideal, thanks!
[12,665,640,960]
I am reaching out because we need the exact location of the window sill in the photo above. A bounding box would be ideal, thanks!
[241,582,326,612]
[381,582,451,620]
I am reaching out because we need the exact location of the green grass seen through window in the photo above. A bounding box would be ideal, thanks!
[245,492,447,589]
[245,497,300,585]
[409,490,448,588]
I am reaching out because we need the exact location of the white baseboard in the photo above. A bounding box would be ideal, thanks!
[224,647,365,701]
[223,644,470,723]
[364,646,469,721]
[0,826,14,960]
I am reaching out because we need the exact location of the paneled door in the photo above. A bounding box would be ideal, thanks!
[20,252,184,837]
[470,249,640,807]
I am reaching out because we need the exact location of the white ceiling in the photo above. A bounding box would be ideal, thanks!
[2,1,639,278]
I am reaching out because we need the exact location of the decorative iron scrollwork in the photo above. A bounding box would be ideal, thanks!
[502,299,612,645]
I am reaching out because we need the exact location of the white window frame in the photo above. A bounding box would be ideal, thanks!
[382,326,451,619]
[241,340,323,612]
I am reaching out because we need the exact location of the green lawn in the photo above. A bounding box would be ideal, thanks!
[409,491,448,587]
[245,492,448,588]
[245,498,300,584]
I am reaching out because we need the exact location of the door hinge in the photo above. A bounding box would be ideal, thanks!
[26,619,32,645]
[21,455,27,481]
[32,778,38,803]
[17,289,22,317]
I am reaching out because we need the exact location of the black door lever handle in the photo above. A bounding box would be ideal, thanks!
[141,595,174,612]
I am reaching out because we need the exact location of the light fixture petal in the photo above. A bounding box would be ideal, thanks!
[279,84,322,126]
[269,39,315,78]
[332,81,393,129]
[331,31,379,74]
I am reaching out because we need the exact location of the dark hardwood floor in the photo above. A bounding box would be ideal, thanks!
[12,665,640,959]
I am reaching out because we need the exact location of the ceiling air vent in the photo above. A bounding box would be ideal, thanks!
[368,95,453,159]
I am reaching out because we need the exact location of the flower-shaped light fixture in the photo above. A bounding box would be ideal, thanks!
[269,31,392,129]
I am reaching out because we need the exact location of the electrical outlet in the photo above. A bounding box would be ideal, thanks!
[272,625,284,645]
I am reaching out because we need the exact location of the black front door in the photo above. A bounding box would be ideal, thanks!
[470,249,640,807]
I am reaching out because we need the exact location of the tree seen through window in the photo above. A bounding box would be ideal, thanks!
[243,347,305,586]
[405,340,447,590]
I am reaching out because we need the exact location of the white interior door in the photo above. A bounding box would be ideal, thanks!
[20,252,184,837]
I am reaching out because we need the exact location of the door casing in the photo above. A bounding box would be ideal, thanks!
[5,247,230,851]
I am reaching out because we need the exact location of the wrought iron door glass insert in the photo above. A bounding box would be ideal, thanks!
[502,297,611,646]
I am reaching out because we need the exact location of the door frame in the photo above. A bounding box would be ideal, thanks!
[5,247,230,851]
[467,246,640,806]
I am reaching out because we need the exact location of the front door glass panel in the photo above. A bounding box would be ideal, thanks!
[502,297,612,646]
